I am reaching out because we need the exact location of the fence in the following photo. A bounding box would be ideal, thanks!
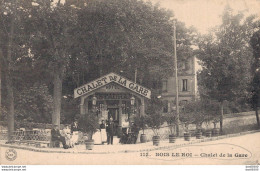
[140,111,259,142]
[0,129,51,142]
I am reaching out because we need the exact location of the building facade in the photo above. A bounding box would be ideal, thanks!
[161,56,198,112]
[74,72,151,136]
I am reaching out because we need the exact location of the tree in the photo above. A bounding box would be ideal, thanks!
[62,0,197,126]
[133,115,149,135]
[27,0,77,127]
[250,30,260,128]
[164,111,178,135]
[145,97,164,136]
[66,0,195,90]
[196,6,259,134]
[0,0,198,134]
[15,84,53,123]
[78,111,99,140]
[0,0,34,140]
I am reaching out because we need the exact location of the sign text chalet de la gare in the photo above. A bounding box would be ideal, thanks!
[74,73,151,99]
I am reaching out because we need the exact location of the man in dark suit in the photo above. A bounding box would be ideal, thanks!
[51,125,69,149]
[107,117,115,145]
[130,122,139,144]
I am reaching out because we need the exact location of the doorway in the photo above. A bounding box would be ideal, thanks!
[107,108,119,123]
[107,108,119,136]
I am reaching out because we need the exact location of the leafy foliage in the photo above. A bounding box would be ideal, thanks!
[60,97,80,124]
[133,115,149,134]
[250,29,260,127]
[180,100,219,131]
[250,30,260,109]
[145,98,165,135]
[78,112,99,139]
[196,6,259,132]
[15,84,53,123]
[197,6,258,104]
[0,0,196,129]
[164,111,178,135]
[65,0,197,93]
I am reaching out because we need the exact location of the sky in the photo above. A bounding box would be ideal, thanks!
[150,0,260,34]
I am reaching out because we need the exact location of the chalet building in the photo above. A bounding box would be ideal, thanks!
[161,56,199,113]
[74,72,151,136]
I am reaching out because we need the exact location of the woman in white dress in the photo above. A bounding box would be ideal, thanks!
[92,129,102,145]
[62,126,73,148]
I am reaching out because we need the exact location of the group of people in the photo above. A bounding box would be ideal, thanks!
[120,122,139,144]
[51,117,139,149]
[51,121,79,149]
[98,117,140,145]
[93,117,115,145]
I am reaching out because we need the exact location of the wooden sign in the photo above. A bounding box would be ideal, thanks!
[74,72,151,99]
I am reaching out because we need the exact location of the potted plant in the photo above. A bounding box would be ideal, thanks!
[180,104,195,141]
[181,120,192,141]
[212,118,220,136]
[204,122,212,137]
[192,103,207,139]
[146,112,165,146]
[187,101,210,139]
[208,101,220,137]
[203,111,214,137]
[164,111,177,143]
[134,115,148,143]
[145,97,165,146]
[78,111,99,150]
[194,113,204,139]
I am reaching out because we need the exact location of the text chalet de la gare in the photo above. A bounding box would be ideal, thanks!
[74,74,151,99]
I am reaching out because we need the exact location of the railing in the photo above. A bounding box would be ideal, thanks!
[0,130,8,140]
[0,129,51,142]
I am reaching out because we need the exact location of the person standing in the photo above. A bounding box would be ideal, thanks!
[71,120,79,145]
[131,122,139,144]
[51,125,69,149]
[107,117,115,145]
[100,120,107,144]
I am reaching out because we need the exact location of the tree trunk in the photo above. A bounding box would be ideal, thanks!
[255,107,260,128]
[52,72,63,128]
[5,9,15,141]
[6,74,14,141]
[220,101,224,134]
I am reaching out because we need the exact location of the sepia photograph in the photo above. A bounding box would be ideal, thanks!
[0,0,260,168]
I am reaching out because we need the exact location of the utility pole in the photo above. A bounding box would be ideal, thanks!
[173,20,180,136]
[134,68,137,83]
[0,49,2,119]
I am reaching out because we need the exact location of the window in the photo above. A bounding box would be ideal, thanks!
[184,60,190,70]
[182,79,188,91]
[162,80,168,92]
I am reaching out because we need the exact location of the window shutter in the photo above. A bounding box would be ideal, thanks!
[178,79,182,92]
[187,79,191,91]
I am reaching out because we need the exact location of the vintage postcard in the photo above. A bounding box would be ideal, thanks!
[0,0,260,166]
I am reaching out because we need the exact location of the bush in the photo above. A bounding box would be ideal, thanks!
[164,111,178,135]
[134,115,149,134]
[145,97,165,136]
[180,100,220,131]
[180,111,193,132]
[146,112,165,136]
[78,112,99,140]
